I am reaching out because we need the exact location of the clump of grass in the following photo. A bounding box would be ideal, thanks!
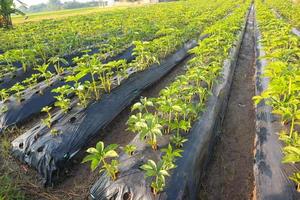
[0,174,26,200]
[0,133,26,200]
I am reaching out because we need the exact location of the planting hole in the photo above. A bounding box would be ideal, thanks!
[20,98,25,102]
[33,126,40,131]
[69,117,76,123]
[37,146,44,153]
[123,192,131,200]
[51,119,58,126]
[19,142,23,149]
[34,134,39,141]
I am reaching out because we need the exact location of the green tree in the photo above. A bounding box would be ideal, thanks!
[0,0,26,28]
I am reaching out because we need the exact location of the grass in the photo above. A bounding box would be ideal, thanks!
[0,132,27,200]
[12,2,147,25]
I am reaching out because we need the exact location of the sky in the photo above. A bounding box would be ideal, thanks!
[19,0,92,6]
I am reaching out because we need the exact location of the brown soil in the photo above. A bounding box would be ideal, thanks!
[198,7,256,200]
[0,55,191,200]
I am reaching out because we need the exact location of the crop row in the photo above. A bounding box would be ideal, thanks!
[254,1,300,191]
[85,1,250,196]
[264,0,300,29]
[0,0,239,133]
[0,0,208,80]
[10,0,244,186]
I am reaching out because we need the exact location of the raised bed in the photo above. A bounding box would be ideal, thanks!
[90,5,250,200]
[11,39,198,186]
[271,8,300,37]
[0,46,97,90]
[0,45,134,90]
[253,14,300,200]
[0,46,134,134]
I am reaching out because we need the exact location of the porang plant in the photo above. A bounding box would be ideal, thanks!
[140,159,170,195]
[52,85,73,113]
[127,98,163,150]
[82,141,119,181]
[41,106,52,128]
[254,1,300,191]
[123,144,137,156]
[48,56,69,75]
[9,83,25,102]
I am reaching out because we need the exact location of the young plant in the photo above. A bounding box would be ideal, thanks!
[127,113,162,150]
[22,74,39,89]
[113,59,128,85]
[132,41,159,71]
[49,56,69,75]
[123,144,137,156]
[50,128,59,136]
[9,83,25,102]
[140,159,170,195]
[131,97,154,113]
[0,105,8,115]
[97,63,114,93]
[170,133,188,148]
[74,82,90,108]
[82,141,119,181]
[74,54,102,100]
[161,144,182,170]
[35,63,53,86]
[41,106,52,128]
[52,85,73,113]
[0,89,9,102]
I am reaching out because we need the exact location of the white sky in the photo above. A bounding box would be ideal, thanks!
[19,0,92,6]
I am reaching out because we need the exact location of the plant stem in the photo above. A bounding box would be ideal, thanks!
[289,117,295,137]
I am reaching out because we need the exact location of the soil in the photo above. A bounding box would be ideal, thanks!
[0,54,191,200]
[198,7,256,200]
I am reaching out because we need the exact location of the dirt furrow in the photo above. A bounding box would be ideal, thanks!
[198,7,256,200]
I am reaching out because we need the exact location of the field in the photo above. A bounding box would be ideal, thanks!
[11,2,145,24]
[0,0,299,199]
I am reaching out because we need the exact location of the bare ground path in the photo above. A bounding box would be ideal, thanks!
[198,6,256,200]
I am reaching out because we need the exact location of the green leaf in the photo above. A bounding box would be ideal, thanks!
[96,142,104,152]
[105,150,119,158]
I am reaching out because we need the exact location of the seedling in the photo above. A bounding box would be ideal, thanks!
[22,74,39,88]
[0,105,8,115]
[49,56,69,75]
[132,41,159,71]
[82,141,119,181]
[35,63,53,86]
[170,134,188,148]
[50,128,59,136]
[140,159,170,195]
[0,89,9,102]
[112,59,128,85]
[9,83,25,102]
[52,85,73,113]
[41,106,52,128]
[74,54,101,100]
[127,113,162,150]
[290,173,300,192]
[123,144,137,156]
[131,97,154,113]
[97,63,114,93]
[74,82,90,108]
[161,144,182,170]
